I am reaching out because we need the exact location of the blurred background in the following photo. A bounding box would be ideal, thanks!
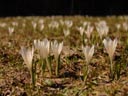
[0,0,128,17]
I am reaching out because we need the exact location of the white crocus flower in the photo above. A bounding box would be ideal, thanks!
[96,25,109,39]
[82,45,94,82]
[8,27,14,36]
[12,22,18,26]
[115,23,121,30]
[64,20,73,28]
[77,26,85,36]
[32,21,37,29]
[59,19,64,25]
[82,21,88,27]
[34,39,41,52]
[96,21,109,39]
[40,24,44,31]
[103,38,118,61]
[51,40,63,76]
[51,40,63,60]
[85,25,94,39]
[34,38,50,59]
[63,29,70,37]
[48,21,59,29]
[38,19,44,24]
[122,22,128,31]
[82,45,94,64]
[19,46,34,71]
[103,38,118,79]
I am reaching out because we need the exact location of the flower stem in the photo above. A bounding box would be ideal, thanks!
[83,62,89,84]
[42,59,46,77]
[31,62,36,88]
[56,55,60,77]
[110,58,114,80]
[116,63,121,80]
[82,34,85,46]
[46,57,52,77]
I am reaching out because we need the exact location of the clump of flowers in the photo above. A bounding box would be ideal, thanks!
[95,20,109,40]
[34,38,51,76]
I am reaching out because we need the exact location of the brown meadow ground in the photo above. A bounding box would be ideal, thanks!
[0,16,128,96]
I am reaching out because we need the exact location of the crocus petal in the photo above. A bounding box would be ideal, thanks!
[19,46,34,71]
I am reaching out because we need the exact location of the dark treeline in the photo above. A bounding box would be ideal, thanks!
[0,0,128,17]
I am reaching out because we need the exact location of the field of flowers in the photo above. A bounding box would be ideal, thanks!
[0,16,128,95]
